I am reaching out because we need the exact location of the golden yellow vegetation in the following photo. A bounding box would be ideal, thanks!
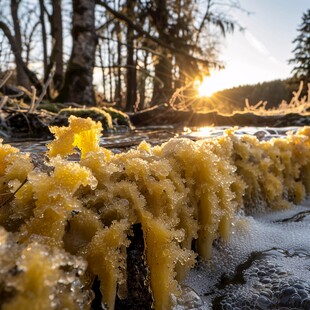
[244,81,310,115]
[0,116,310,309]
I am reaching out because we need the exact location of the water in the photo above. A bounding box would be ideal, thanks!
[4,125,301,153]
[3,125,182,153]
[185,201,310,309]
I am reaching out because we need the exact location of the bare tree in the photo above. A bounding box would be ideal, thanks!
[39,0,48,77]
[114,21,123,107]
[96,0,242,108]
[8,0,31,88]
[57,0,97,106]
[0,0,43,90]
[148,0,173,104]
[124,0,137,112]
[0,20,41,90]
[44,0,64,95]
[0,0,244,110]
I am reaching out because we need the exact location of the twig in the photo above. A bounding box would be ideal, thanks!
[0,128,10,139]
[28,86,37,113]
[18,86,37,100]
[28,66,55,114]
[0,96,9,109]
[0,178,28,208]
[0,71,13,89]
[274,210,310,223]
[168,82,193,109]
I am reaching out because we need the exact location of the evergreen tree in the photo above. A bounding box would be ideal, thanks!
[289,9,310,86]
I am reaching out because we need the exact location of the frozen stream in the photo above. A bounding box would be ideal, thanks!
[184,201,310,309]
[5,125,302,153]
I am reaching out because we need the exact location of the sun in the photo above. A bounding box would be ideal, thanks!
[195,71,231,98]
[196,76,220,97]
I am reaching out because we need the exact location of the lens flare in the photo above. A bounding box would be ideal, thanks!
[195,72,229,98]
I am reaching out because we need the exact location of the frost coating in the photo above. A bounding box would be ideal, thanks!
[1,119,310,309]
[48,115,102,158]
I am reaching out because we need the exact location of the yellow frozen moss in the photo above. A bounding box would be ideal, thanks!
[1,237,89,310]
[1,117,310,309]
[48,115,102,158]
[86,220,130,310]
[139,210,196,309]
[2,243,62,310]
[20,157,97,245]
[228,128,310,212]
[0,140,34,231]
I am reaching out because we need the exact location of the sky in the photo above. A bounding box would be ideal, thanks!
[203,0,310,94]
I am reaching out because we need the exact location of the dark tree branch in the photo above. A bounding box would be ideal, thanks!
[195,0,212,44]
[0,21,42,90]
[39,0,48,76]
[95,0,219,68]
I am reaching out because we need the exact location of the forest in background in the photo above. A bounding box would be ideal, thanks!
[203,79,293,113]
[0,1,309,115]
[0,0,245,111]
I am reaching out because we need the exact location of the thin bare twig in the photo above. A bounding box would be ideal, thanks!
[0,96,9,109]
[274,210,310,223]
[28,66,55,113]
[28,86,37,113]
[0,71,13,89]
[169,82,194,109]
[18,85,37,99]
[0,178,28,208]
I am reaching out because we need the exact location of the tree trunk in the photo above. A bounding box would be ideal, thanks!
[57,0,96,106]
[0,21,41,90]
[125,26,137,112]
[98,40,106,99]
[107,35,113,102]
[124,0,137,112]
[39,0,48,77]
[115,22,122,107]
[137,50,149,111]
[151,49,173,105]
[47,0,63,92]
[150,0,173,105]
[10,0,31,89]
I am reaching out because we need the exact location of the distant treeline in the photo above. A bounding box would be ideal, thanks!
[207,79,301,113]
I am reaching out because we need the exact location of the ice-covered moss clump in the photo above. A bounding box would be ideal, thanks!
[1,117,310,309]
[0,228,90,309]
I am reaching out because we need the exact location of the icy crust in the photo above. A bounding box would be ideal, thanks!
[0,117,310,309]
[0,228,90,309]
[186,203,310,309]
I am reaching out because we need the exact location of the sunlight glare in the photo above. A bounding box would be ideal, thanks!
[198,126,214,137]
[197,76,218,97]
[196,71,230,97]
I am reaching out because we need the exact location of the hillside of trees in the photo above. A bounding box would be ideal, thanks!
[207,8,310,114]
[208,79,293,113]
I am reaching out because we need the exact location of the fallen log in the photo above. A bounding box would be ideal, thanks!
[129,104,310,127]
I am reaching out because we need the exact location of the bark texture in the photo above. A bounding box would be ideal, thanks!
[9,0,31,89]
[150,0,173,105]
[57,0,96,106]
[48,0,64,92]
[125,0,137,112]
[0,21,41,90]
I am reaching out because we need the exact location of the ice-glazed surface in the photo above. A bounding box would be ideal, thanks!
[185,200,310,309]
[1,118,310,310]
[6,126,302,154]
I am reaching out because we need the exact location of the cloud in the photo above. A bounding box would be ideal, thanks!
[244,30,284,67]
